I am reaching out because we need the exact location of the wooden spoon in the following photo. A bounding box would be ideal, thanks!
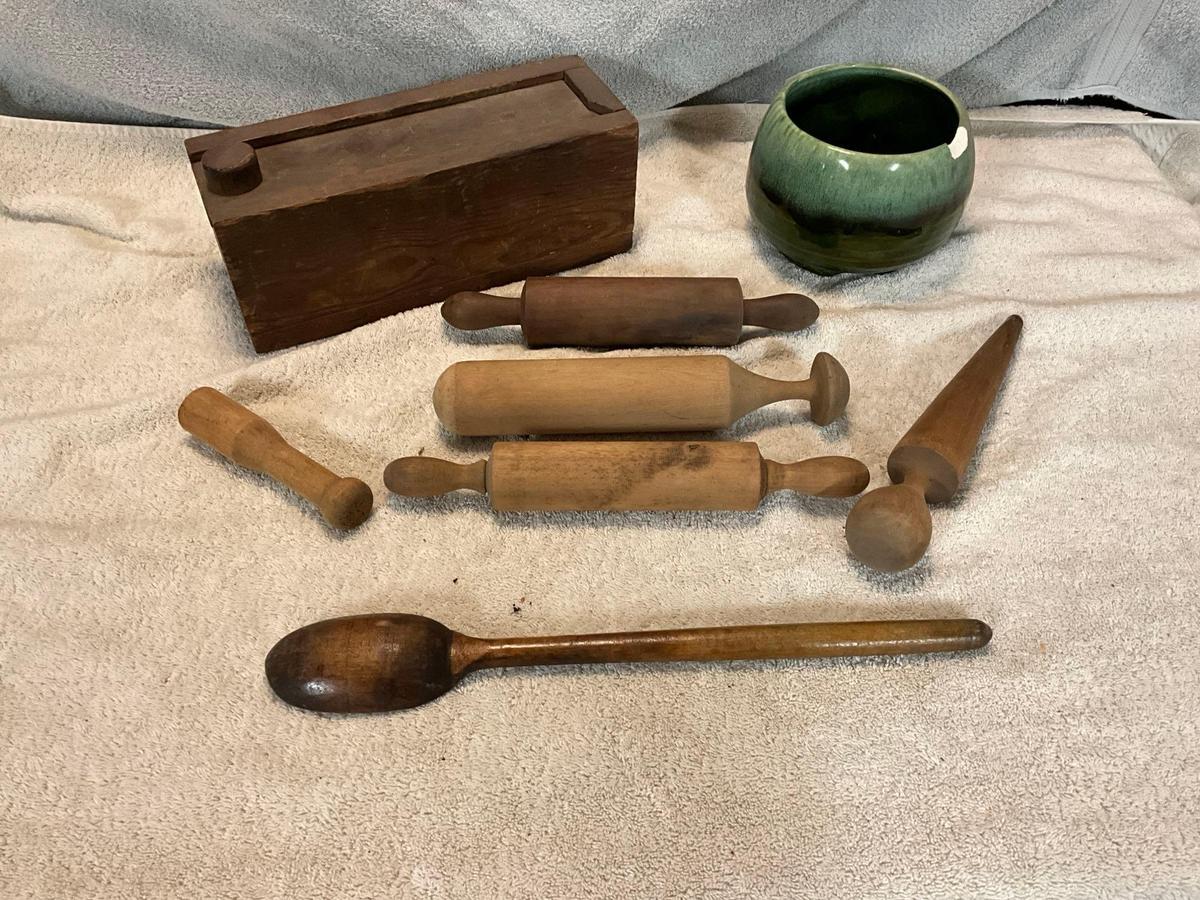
[265,614,993,712]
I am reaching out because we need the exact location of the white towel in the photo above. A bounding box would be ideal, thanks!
[1,105,1198,898]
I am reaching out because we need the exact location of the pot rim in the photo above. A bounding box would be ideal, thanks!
[775,63,970,161]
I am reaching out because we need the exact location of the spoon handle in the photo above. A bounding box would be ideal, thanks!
[470,618,991,670]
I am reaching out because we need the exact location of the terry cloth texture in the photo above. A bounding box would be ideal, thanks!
[1,1,1198,124]
[1,105,1199,898]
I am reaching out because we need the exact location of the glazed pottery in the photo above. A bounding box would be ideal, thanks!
[747,64,974,275]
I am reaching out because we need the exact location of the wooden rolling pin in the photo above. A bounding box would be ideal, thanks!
[385,441,869,511]
[178,387,373,529]
[266,613,994,712]
[441,276,820,347]
[845,316,1023,572]
[433,353,850,435]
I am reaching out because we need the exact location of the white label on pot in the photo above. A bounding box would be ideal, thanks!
[948,126,969,159]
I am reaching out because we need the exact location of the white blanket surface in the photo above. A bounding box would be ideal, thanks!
[1,106,1198,898]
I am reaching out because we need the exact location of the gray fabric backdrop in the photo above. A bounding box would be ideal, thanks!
[1,0,1195,126]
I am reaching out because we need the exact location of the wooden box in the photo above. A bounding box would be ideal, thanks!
[185,57,638,352]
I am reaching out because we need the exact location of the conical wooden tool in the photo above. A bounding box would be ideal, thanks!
[442,276,819,347]
[845,315,1023,572]
[266,613,994,712]
[385,441,869,511]
[433,353,850,436]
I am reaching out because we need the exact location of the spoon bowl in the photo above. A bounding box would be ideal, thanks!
[266,614,457,713]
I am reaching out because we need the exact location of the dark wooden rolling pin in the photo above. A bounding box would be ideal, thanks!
[845,316,1023,572]
[385,441,869,511]
[178,387,373,529]
[433,353,850,435]
[441,276,820,347]
[266,613,994,712]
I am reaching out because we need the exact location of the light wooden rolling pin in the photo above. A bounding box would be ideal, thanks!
[433,353,850,436]
[441,276,820,347]
[178,387,373,529]
[385,441,869,511]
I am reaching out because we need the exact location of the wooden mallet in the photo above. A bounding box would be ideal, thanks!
[266,613,994,712]
[385,441,868,511]
[178,387,373,529]
[433,353,851,435]
[442,276,819,347]
[845,316,1023,572]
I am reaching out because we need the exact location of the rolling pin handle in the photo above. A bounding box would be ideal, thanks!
[764,456,870,498]
[441,292,522,330]
[734,352,850,425]
[741,293,820,332]
[384,456,487,497]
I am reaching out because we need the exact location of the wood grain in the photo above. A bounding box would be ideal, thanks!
[266,613,993,712]
[432,353,850,435]
[184,58,637,352]
[384,441,869,511]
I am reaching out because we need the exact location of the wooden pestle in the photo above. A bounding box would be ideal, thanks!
[845,316,1023,572]
[385,441,869,511]
[433,353,850,436]
[178,387,373,529]
[266,613,994,712]
[441,276,819,347]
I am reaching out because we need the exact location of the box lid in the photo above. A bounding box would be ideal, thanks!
[185,56,636,224]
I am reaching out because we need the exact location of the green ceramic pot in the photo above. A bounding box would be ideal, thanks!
[746,64,973,275]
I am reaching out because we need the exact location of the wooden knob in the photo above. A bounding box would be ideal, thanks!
[315,478,376,530]
[384,456,486,497]
[178,387,372,529]
[741,293,819,331]
[807,352,851,426]
[844,483,932,572]
[441,292,522,330]
[201,141,262,195]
